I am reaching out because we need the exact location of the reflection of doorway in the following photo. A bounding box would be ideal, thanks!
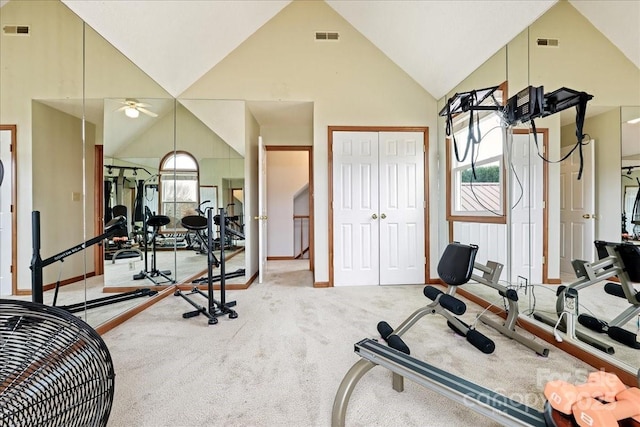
[510,129,548,285]
[265,146,313,269]
[0,125,17,295]
[559,142,595,274]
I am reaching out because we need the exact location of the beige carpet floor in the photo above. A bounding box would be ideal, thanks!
[103,260,596,427]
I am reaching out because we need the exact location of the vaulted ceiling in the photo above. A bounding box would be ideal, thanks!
[59,0,639,101]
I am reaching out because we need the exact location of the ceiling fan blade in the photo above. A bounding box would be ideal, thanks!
[138,107,158,117]
[115,105,128,112]
[135,102,151,108]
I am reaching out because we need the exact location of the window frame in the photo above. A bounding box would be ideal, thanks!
[158,151,200,231]
[446,81,508,224]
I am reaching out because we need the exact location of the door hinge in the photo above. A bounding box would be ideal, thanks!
[542,256,545,265]
[424,257,427,265]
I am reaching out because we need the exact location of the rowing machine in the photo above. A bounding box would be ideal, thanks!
[332,337,548,427]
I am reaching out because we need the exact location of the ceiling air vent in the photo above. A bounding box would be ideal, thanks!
[315,31,339,41]
[537,38,559,47]
[3,25,30,36]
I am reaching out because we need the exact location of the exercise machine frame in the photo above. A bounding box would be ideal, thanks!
[533,241,640,353]
[174,208,238,325]
[380,244,548,356]
[30,210,156,310]
[132,209,174,285]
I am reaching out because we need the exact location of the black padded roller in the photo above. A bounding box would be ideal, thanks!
[439,294,466,315]
[423,285,443,301]
[377,321,394,341]
[607,327,640,349]
[604,282,626,299]
[387,334,410,355]
[466,329,495,354]
[578,314,608,333]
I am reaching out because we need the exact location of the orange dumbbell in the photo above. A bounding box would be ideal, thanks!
[572,387,640,427]
[544,371,627,415]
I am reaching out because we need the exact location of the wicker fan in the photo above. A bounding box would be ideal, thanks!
[0,299,115,427]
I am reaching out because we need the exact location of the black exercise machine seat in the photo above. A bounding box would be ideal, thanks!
[147,215,170,228]
[437,241,477,285]
[181,215,208,231]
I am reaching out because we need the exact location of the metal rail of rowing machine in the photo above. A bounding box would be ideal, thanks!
[331,338,547,427]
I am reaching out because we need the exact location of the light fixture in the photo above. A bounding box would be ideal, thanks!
[627,117,640,124]
[124,106,139,119]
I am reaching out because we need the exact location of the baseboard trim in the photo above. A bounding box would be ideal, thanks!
[314,281,330,288]
[267,256,296,261]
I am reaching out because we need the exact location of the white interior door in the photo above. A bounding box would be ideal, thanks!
[510,131,544,284]
[0,129,11,295]
[258,136,267,283]
[378,131,425,285]
[560,141,595,273]
[333,130,425,286]
[333,132,380,286]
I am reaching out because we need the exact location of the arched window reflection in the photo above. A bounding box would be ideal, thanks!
[159,151,199,229]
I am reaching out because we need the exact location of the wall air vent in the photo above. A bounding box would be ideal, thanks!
[537,38,559,47]
[315,31,339,41]
[3,25,30,36]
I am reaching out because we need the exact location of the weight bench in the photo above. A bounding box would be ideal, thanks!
[331,338,547,427]
[378,242,548,356]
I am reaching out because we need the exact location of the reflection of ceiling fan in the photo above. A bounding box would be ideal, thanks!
[116,99,158,118]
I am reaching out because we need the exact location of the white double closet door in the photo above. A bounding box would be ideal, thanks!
[333,130,425,286]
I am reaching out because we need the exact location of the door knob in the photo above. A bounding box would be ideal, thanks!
[372,213,378,219]
[582,214,591,219]
[381,213,386,219]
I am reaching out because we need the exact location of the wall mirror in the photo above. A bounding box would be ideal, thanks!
[0,1,252,330]
[449,1,640,381]
[0,0,180,328]
[0,2,88,316]
[172,99,246,286]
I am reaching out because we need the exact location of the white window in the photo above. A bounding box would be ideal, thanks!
[446,84,506,223]
[159,151,199,230]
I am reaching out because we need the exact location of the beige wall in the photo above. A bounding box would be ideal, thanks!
[32,101,96,285]
[181,0,437,283]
